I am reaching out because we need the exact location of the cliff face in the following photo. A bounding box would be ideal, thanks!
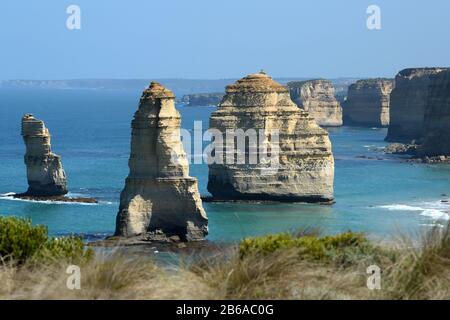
[386,68,447,142]
[287,80,342,127]
[343,79,394,127]
[115,82,208,241]
[420,70,450,156]
[181,93,224,106]
[207,72,334,203]
[21,114,68,196]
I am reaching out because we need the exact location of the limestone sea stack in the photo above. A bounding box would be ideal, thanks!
[207,72,334,203]
[115,82,208,241]
[420,69,450,156]
[343,79,394,127]
[386,68,447,142]
[20,114,68,196]
[287,79,342,127]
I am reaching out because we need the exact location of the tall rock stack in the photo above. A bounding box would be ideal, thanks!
[287,80,343,127]
[386,68,447,142]
[343,79,394,127]
[115,82,208,241]
[208,72,335,203]
[20,114,68,196]
[420,69,450,156]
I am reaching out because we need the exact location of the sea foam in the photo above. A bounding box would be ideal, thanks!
[378,201,450,221]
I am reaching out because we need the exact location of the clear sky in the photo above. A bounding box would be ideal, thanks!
[0,0,448,80]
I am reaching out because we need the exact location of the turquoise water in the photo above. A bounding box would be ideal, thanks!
[1,88,449,243]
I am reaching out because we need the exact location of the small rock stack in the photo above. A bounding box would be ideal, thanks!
[115,82,208,241]
[20,114,68,196]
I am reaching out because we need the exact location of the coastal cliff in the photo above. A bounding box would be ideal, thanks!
[287,80,342,127]
[386,68,447,142]
[115,82,208,241]
[181,93,224,106]
[19,114,68,197]
[420,69,450,156]
[207,72,335,203]
[343,79,393,127]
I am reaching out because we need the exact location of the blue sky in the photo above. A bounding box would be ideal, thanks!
[0,0,448,79]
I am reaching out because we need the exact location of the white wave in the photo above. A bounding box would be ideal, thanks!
[379,204,424,211]
[377,201,450,221]
[0,192,16,197]
[0,193,98,206]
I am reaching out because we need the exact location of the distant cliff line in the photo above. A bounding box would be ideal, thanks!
[0,78,359,96]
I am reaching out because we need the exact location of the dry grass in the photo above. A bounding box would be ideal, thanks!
[1,223,450,300]
[378,225,450,300]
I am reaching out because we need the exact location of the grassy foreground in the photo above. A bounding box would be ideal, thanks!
[1,216,450,299]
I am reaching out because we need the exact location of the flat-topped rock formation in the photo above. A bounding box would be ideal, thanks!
[207,72,335,203]
[420,69,450,157]
[181,93,224,106]
[19,114,68,196]
[287,79,342,127]
[115,82,208,242]
[343,79,394,127]
[386,68,448,143]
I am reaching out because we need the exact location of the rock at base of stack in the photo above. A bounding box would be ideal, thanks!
[20,114,68,197]
[115,82,208,241]
[287,79,342,127]
[386,68,447,143]
[207,72,334,203]
[343,79,393,127]
[420,69,450,157]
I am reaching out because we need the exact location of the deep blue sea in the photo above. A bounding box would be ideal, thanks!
[1,88,449,243]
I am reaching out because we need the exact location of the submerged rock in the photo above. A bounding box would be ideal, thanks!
[343,79,394,127]
[420,69,450,157]
[207,72,335,203]
[384,143,418,155]
[115,82,208,241]
[19,114,68,196]
[386,68,448,143]
[287,79,342,126]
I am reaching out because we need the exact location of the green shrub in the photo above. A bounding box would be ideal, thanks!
[0,216,48,263]
[239,231,370,264]
[36,236,94,264]
[0,216,93,265]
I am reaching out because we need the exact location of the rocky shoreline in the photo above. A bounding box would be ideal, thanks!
[384,143,450,164]
[89,234,232,256]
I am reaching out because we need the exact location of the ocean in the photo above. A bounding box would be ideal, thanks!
[0,88,449,243]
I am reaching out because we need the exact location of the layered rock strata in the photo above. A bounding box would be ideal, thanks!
[420,69,450,156]
[287,80,342,126]
[19,114,68,196]
[343,79,394,127]
[207,72,335,203]
[115,82,208,241]
[386,68,447,142]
